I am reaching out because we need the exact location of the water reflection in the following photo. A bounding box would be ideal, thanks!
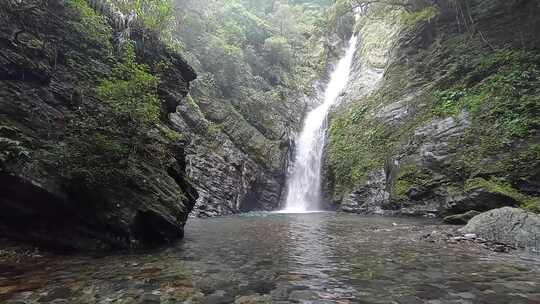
[285,213,358,301]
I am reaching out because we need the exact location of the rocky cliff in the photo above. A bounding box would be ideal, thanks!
[326,0,540,218]
[0,0,199,250]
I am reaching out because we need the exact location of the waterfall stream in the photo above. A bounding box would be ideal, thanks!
[282,35,358,213]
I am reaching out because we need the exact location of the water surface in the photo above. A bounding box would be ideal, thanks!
[2,212,539,303]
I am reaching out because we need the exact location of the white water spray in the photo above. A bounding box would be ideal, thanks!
[282,35,358,213]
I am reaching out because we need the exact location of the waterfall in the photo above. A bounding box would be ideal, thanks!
[282,35,358,213]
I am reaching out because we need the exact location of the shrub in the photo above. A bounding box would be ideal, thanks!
[400,6,439,26]
[96,42,161,127]
[66,0,113,51]
[0,126,30,169]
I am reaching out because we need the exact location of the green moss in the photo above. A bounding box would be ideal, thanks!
[391,165,433,200]
[465,177,539,213]
[186,94,205,117]
[96,42,161,126]
[158,124,184,142]
[327,109,392,196]
[522,200,540,214]
[66,0,113,52]
[434,50,540,138]
[0,126,30,169]
[400,6,439,26]
[431,49,540,196]
[59,129,131,186]
[55,37,174,189]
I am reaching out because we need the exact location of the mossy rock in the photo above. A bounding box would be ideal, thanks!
[443,210,481,225]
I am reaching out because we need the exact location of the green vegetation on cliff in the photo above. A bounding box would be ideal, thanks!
[326,0,540,213]
[0,126,30,170]
[168,0,334,172]
[434,50,540,138]
[52,0,184,189]
[96,43,161,126]
[465,178,540,213]
[67,0,113,51]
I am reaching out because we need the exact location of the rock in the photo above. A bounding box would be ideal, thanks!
[288,290,319,302]
[340,169,390,215]
[443,211,481,225]
[37,287,72,302]
[269,283,293,300]
[138,294,161,304]
[234,294,272,304]
[444,189,518,214]
[202,292,234,304]
[460,207,540,250]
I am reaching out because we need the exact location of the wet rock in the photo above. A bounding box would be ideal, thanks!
[270,283,294,300]
[37,287,72,302]
[340,169,390,215]
[444,189,518,215]
[244,281,275,295]
[460,207,540,250]
[202,291,234,304]
[234,294,272,304]
[138,294,161,304]
[396,295,421,304]
[443,211,481,225]
[288,290,319,302]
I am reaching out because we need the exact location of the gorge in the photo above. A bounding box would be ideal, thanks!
[1,0,540,303]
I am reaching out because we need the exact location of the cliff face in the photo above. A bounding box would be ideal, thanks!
[0,0,198,250]
[326,0,540,217]
[168,91,288,217]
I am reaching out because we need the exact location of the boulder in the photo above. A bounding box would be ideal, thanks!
[460,207,540,250]
[444,188,518,214]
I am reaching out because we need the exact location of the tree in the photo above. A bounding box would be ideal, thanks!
[111,0,175,36]
[263,36,293,68]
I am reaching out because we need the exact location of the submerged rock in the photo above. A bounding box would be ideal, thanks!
[460,207,540,250]
[235,294,272,304]
[288,290,319,302]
